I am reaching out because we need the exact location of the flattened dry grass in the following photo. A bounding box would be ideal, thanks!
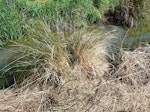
[113,44,150,86]
[0,80,150,111]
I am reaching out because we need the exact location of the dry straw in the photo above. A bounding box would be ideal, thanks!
[0,25,111,111]
[0,24,149,111]
[113,44,150,86]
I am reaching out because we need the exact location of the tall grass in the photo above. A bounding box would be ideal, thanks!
[17,0,101,31]
[0,0,25,44]
[0,22,109,89]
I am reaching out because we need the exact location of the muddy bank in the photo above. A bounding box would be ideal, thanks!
[0,46,22,89]
[104,0,146,27]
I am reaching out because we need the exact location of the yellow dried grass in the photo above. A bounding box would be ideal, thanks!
[0,33,149,112]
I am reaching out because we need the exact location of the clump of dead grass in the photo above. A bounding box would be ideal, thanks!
[0,26,111,111]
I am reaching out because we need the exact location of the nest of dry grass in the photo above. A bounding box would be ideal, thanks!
[114,44,150,86]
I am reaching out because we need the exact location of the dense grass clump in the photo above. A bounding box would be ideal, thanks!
[0,22,109,89]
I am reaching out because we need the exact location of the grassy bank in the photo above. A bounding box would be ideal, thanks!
[0,0,119,45]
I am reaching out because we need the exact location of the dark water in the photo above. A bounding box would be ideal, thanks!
[105,25,150,50]
[0,46,21,89]
[103,25,150,62]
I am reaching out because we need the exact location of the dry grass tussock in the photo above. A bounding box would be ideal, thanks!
[0,32,149,111]
[0,28,111,112]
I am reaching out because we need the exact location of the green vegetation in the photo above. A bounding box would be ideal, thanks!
[0,0,118,45]
[0,0,25,44]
